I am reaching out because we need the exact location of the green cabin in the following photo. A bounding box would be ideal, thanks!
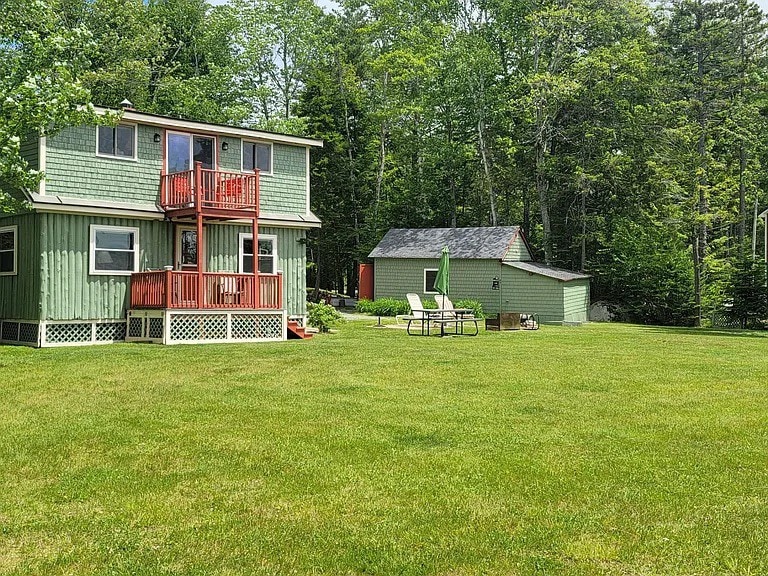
[0,106,322,346]
[368,227,590,324]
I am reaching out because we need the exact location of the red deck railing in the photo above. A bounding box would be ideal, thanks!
[160,164,260,212]
[131,270,283,310]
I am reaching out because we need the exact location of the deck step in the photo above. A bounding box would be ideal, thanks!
[287,320,312,340]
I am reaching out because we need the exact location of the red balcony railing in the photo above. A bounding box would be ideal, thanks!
[160,164,259,213]
[131,270,283,310]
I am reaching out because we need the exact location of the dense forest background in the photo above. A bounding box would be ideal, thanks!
[2,0,768,325]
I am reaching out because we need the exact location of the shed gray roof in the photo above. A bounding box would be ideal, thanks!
[369,226,522,259]
[504,261,591,282]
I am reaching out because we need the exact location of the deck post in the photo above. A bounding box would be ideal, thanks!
[251,168,260,309]
[195,162,205,309]
[165,269,173,309]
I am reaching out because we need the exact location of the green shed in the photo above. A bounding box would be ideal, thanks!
[368,227,590,324]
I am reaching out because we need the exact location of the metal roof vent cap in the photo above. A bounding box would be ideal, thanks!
[119,99,134,110]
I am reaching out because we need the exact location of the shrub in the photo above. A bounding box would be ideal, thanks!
[307,302,344,332]
[454,299,484,319]
[355,298,410,316]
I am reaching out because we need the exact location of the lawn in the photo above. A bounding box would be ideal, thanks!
[1,322,767,575]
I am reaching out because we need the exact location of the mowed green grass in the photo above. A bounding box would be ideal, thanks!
[1,322,767,575]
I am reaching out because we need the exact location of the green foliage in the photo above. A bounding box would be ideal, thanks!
[727,258,768,329]
[356,298,410,316]
[306,301,344,332]
[454,299,485,319]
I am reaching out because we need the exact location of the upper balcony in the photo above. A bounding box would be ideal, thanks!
[160,162,260,220]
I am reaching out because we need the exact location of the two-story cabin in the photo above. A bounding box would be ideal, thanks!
[0,107,322,346]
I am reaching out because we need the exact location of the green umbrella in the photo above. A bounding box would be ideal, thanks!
[434,246,450,299]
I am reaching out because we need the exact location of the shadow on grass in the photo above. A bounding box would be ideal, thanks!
[637,325,768,339]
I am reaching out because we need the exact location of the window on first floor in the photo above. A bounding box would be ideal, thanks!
[239,234,277,274]
[97,124,136,159]
[424,268,438,294]
[242,141,272,174]
[0,225,17,275]
[89,225,140,275]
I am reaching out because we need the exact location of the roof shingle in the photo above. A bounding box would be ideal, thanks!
[368,227,521,259]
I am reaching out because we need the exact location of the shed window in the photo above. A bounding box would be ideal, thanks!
[424,269,438,294]
[239,234,277,274]
[242,141,272,174]
[97,125,136,159]
[89,225,139,275]
[0,225,17,275]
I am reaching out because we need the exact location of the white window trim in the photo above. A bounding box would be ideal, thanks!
[89,225,140,276]
[241,140,273,176]
[95,123,138,161]
[239,233,278,274]
[166,131,217,173]
[0,225,18,276]
[423,268,439,294]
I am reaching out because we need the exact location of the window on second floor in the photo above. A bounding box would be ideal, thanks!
[97,125,136,160]
[0,225,17,276]
[242,141,272,175]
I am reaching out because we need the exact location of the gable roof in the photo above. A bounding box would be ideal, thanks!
[504,261,590,282]
[369,226,523,259]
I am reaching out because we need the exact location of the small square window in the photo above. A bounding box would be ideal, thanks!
[424,269,438,294]
[242,141,272,174]
[97,125,136,159]
[240,234,277,274]
[90,225,139,275]
[0,225,17,276]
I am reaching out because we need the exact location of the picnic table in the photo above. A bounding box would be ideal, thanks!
[407,308,479,337]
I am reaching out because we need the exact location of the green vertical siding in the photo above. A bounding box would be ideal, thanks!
[39,214,172,320]
[0,213,41,320]
[205,224,307,317]
[563,282,590,323]
[374,258,504,315]
[500,266,565,323]
[503,235,532,261]
[45,125,163,204]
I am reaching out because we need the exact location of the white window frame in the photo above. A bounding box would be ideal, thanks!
[241,140,273,176]
[239,233,278,274]
[166,130,217,173]
[95,123,138,161]
[89,225,140,276]
[0,225,18,276]
[423,268,439,294]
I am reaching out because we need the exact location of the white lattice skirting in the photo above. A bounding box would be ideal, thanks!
[0,319,127,347]
[126,309,287,345]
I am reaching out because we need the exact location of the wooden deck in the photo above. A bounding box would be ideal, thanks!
[130,270,282,310]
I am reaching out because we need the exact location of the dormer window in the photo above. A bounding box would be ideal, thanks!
[242,141,272,175]
[97,125,136,160]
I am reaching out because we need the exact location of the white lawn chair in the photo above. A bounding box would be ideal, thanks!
[405,293,432,335]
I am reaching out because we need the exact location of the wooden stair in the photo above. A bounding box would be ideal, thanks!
[287,320,312,340]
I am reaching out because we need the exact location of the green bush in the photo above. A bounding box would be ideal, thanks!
[454,299,484,319]
[307,302,344,332]
[355,298,410,316]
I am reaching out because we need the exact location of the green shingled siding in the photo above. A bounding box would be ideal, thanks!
[0,213,41,320]
[39,214,172,321]
[374,258,504,314]
[502,235,532,261]
[500,266,577,323]
[563,282,590,323]
[21,134,39,172]
[44,126,308,214]
[205,224,307,316]
[45,125,163,204]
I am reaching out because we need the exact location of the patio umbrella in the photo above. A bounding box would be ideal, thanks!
[434,246,450,306]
